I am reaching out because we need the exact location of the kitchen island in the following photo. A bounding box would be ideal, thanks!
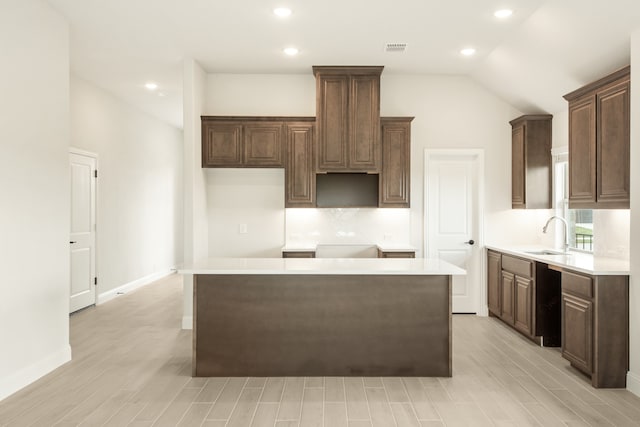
[179,258,465,377]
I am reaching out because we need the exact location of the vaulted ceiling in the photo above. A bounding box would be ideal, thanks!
[47,0,640,128]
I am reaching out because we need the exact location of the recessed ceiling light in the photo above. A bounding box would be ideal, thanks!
[283,47,299,56]
[273,7,292,17]
[494,9,513,19]
[460,48,476,56]
[145,82,158,90]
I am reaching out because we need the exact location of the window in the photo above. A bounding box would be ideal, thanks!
[554,156,593,252]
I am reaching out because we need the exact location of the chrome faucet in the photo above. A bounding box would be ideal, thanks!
[543,216,569,253]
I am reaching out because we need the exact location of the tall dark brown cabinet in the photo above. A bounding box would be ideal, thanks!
[564,66,630,209]
[509,115,552,209]
[285,120,316,207]
[313,66,383,173]
[379,117,413,207]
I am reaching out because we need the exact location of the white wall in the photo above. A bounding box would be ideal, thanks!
[206,169,285,257]
[628,28,640,397]
[0,0,71,401]
[70,76,184,300]
[286,208,411,247]
[182,59,209,328]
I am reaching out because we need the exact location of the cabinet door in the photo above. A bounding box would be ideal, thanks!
[244,122,284,167]
[349,75,380,171]
[568,95,597,207]
[561,292,593,374]
[514,276,533,336]
[511,124,526,208]
[285,122,315,207]
[379,118,411,207]
[501,271,515,324]
[487,251,502,316]
[316,75,349,171]
[202,122,243,167]
[597,80,630,208]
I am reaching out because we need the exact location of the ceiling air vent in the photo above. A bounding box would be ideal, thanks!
[385,43,407,53]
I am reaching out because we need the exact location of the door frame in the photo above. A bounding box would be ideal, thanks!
[424,148,487,316]
[69,147,99,308]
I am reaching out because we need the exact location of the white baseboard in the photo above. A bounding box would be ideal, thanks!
[627,371,640,397]
[182,316,193,330]
[98,269,175,305]
[0,345,71,402]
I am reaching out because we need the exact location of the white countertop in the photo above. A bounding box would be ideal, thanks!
[178,257,465,276]
[486,245,629,276]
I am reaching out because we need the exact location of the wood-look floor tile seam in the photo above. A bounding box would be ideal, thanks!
[202,377,232,420]
[247,376,270,427]
[215,377,249,425]
[399,378,432,422]
[48,365,129,426]
[476,342,573,422]
[376,378,399,427]
[495,353,585,424]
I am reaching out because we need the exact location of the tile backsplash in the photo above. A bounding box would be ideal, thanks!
[285,208,411,246]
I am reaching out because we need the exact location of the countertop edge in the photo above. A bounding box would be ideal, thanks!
[178,257,465,276]
[485,245,630,276]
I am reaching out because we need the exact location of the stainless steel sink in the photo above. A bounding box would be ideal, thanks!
[524,249,570,256]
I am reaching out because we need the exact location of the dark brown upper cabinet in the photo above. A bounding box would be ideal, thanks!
[313,66,383,173]
[379,117,413,208]
[202,121,243,167]
[564,66,630,209]
[285,121,316,207]
[509,115,552,209]
[202,117,309,168]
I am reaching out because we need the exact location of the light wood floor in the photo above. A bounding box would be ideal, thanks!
[1,274,639,426]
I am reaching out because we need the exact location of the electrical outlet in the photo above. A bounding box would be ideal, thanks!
[239,224,248,234]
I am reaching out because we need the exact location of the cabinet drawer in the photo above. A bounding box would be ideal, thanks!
[562,270,593,299]
[282,251,316,258]
[502,255,533,278]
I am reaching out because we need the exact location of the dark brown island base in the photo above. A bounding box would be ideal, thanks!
[180,258,465,378]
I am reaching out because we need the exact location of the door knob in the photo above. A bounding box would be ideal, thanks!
[465,239,475,245]
[70,241,77,244]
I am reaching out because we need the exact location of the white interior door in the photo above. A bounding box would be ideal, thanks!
[70,151,97,313]
[426,151,483,313]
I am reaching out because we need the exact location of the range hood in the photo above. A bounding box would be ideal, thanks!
[315,173,379,208]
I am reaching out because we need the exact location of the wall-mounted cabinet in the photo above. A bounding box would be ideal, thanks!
[563,66,630,209]
[313,66,383,173]
[379,117,413,208]
[509,115,552,209]
[202,117,302,168]
[285,121,315,207]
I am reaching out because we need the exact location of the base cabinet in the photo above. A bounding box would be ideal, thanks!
[514,276,533,336]
[500,271,515,325]
[488,250,559,345]
[377,249,415,258]
[487,250,502,316]
[560,270,628,388]
[282,251,316,258]
[561,292,593,374]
